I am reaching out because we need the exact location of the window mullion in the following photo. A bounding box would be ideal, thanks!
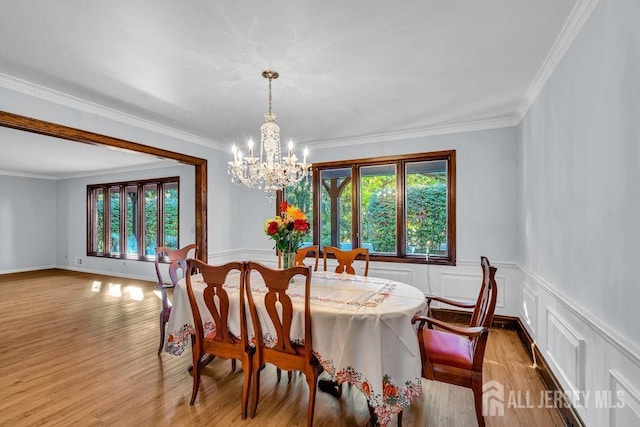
[352,165,359,247]
[137,183,145,258]
[157,183,163,250]
[397,161,406,258]
[312,167,320,248]
[104,186,111,255]
[119,185,126,257]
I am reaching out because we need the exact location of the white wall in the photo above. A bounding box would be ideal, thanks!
[519,0,640,424]
[0,174,57,272]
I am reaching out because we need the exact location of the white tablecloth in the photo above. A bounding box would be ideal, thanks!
[165,270,426,425]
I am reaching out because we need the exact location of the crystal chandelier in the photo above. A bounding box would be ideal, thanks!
[228,70,311,199]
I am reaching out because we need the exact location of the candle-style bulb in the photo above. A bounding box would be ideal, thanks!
[288,139,294,150]
[303,147,309,163]
[247,138,254,158]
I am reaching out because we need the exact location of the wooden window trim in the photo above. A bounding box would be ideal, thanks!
[87,177,179,261]
[279,150,456,266]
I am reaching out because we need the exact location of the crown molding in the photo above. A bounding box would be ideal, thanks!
[0,169,57,180]
[308,115,520,149]
[515,0,600,121]
[0,73,227,151]
[55,159,181,180]
[0,158,181,181]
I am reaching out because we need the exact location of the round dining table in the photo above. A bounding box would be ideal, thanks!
[165,269,426,426]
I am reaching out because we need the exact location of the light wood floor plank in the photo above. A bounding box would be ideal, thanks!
[0,269,564,426]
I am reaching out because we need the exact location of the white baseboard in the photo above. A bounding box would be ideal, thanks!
[57,265,156,283]
[0,265,57,275]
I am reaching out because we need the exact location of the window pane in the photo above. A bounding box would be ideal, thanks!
[144,184,158,256]
[405,160,448,256]
[320,168,352,250]
[94,188,104,253]
[125,185,139,255]
[285,179,313,248]
[109,186,120,254]
[360,164,396,254]
[163,182,179,249]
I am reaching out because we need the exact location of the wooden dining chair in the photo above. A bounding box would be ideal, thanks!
[185,259,253,418]
[275,246,319,382]
[154,244,198,354]
[411,257,498,427]
[322,246,369,276]
[245,262,323,427]
[277,245,320,271]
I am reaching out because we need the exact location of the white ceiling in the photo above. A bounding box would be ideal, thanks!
[0,0,581,178]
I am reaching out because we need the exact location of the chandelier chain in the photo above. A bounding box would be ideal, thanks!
[268,76,272,115]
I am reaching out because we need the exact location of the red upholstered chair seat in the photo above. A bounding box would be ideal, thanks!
[421,328,472,370]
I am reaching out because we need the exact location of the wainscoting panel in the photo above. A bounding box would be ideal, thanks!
[367,266,413,283]
[521,266,640,426]
[545,308,586,402]
[609,370,640,427]
[441,271,506,308]
[521,285,538,336]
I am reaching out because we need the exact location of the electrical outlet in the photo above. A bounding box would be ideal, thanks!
[75,257,83,265]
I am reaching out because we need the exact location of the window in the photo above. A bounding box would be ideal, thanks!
[88,177,179,260]
[280,151,456,265]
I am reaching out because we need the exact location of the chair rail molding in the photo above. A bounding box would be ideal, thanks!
[519,265,640,366]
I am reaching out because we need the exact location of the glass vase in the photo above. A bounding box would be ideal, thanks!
[282,252,295,269]
[282,252,296,283]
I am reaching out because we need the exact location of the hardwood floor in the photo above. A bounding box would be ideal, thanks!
[0,269,564,426]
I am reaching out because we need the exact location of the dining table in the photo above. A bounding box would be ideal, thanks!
[164,269,427,426]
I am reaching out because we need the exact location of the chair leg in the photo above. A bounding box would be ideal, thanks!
[231,359,237,372]
[397,410,402,426]
[305,373,318,427]
[288,370,293,383]
[471,379,485,427]
[276,367,282,382]
[190,348,202,405]
[250,366,261,417]
[158,310,167,354]
[241,356,252,420]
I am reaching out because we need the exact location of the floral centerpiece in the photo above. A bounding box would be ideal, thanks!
[264,201,310,269]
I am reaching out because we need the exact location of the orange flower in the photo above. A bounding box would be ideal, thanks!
[287,206,307,220]
[362,381,371,396]
[383,383,398,399]
[279,201,289,215]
